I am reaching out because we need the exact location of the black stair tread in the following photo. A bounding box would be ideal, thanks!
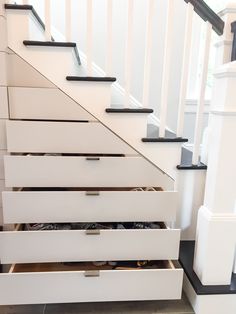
[5,4,45,31]
[177,164,207,170]
[66,76,116,82]
[179,241,236,295]
[106,108,153,113]
[142,137,188,143]
[23,40,77,48]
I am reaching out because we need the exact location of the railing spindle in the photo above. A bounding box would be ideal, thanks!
[176,2,194,137]
[192,22,212,165]
[86,0,93,75]
[142,0,155,109]
[124,0,134,108]
[106,0,113,76]
[65,0,72,42]
[44,0,51,41]
[159,0,174,137]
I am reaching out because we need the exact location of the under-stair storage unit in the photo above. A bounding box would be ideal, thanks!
[0,3,183,306]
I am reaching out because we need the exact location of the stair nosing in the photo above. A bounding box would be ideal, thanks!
[106,108,153,114]
[66,76,117,82]
[142,137,188,143]
[177,164,207,170]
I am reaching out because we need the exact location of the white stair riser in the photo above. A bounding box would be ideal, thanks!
[4,156,174,189]
[6,120,135,155]
[2,190,177,223]
[0,228,181,263]
[0,266,183,305]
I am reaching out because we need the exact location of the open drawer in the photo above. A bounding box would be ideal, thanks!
[2,188,178,224]
[0,223,181,263]
[0,261,183,305]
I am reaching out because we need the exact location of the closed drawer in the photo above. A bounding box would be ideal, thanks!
[0,224,181,263]
[4,156,173,189]
[6,120,135,154]
[2,189,177,224]
[8,87,95,121]
[0,261,183,305]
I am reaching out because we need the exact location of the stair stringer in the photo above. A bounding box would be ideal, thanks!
[6,8,182,181]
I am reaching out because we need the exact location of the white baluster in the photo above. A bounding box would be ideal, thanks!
[124,0,134,108]
[86,0,93,75]
[106,0,113,76]
[44,0,51,41]
[176,2,194,137]
[192,22,212,165]
[159,0,174,137]
[65,0,72,42]
[142,0,155,109]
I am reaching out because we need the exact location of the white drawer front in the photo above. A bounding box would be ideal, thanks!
[4,156,173,188]
[2,190,177,223]
[8,87,95,121]
[0,228,181,263]
[0,264,183,305]
[6,120,135,154]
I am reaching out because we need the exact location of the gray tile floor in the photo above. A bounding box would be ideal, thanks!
[0,294,194,314]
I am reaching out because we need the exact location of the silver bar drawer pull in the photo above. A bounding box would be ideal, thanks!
[85,229,101,235]
[85,191,100,196]
[84,271,100,277]
[86,157,100,161]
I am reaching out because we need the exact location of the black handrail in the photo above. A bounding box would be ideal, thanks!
[231,22,236,61]
[184,0,224,35]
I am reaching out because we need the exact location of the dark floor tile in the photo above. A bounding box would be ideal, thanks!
[45,295,194,314]
[0,304,45,314]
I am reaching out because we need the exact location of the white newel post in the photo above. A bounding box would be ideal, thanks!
[193,59,236,285]
[215,2,236,66]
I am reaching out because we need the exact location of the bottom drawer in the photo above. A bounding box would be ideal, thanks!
[0,261,183,305]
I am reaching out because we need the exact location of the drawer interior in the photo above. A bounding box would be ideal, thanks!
[9,260,175,273]
[19,187,163,192]
[19,222,167,231]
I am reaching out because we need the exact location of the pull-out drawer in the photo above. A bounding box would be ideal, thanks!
[4,156,173,189]
[0,261,183,305]
[0,224,181,263]
[2,188,177,224]
[6,120,135,154]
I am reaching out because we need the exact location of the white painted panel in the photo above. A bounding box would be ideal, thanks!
[0,150,6,179]
[0,16,7,52]
[0,227,180,263]
[0,266,183,305]
[2,190,177,224]
[6,120,135,154]
[0,119,6,149]
[0,180,5,207]
[0,52,7,86]
[4,156,172,189]
[8,87,95,121]
[7,53,55,88]
[0,87,8,119]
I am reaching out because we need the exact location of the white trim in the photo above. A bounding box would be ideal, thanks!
[211,110,236,116]
[214,40,232,48]
[200,206,236,222]
[218,7,236,17]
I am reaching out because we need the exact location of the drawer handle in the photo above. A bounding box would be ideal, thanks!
[84,271,100,277]
[85,229,101,235]
[86,191,100,196]
[86,157,100,161]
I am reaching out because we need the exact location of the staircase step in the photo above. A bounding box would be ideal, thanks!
[5,4,44,30]
[142,137,188,143]
[66,76,116,82]
[106,108,153,113]
[179,241,236,295]
[23,41,81,65]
